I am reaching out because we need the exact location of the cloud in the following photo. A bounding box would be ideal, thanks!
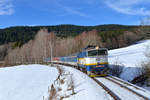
[0,0,14,15]
[54,0,88,17]
[105,0,150,16]
[140,17,150,25]
[60,6,87,17]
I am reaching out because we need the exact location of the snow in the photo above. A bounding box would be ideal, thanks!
[108,40,150,81]
[0,64,115,100]
[109,40,150,67]
[61,66,114,100]
[107,76,150,99]
[97,77,144,100]
[0,64,58,100]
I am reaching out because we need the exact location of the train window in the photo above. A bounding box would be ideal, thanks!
[88,49,107,56]
[98,50,107,55]
[88,50,97,56]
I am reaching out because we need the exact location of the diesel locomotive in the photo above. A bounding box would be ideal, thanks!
[46,45,109,77]
[77,45,109,77]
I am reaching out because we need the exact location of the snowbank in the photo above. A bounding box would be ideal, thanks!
[0,64,58,100]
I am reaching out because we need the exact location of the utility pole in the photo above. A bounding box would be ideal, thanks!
[49,41,53,65]
[49,32,55,66]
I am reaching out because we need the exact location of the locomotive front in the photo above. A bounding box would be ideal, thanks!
[77,46,109,77]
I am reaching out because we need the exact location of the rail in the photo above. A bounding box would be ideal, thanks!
[110,76,146,92]
[105,77,150,100]
[93,78,121,100]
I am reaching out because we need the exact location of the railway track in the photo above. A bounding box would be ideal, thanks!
[105,76,150,100]
[52,62,150,100]
[92,78,121,100]
[97,77,150,100]
[109,76,146,92]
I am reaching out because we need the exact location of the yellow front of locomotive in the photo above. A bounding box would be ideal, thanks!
[85,48,109,77]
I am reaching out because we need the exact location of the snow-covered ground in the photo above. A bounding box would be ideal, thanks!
[0,64,58,100]
[109,40,150,81]
[61,66,114,100]
[0,64,115,100]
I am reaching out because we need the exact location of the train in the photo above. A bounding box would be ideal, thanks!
[45,45,109,77]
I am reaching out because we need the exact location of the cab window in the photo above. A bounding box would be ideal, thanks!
[88,49,107,56]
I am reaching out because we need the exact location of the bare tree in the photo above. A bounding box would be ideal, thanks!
[110,57,123,77]
[47,32,56,62]
[31,28,49,63]
[5,47,20,65]
[5,28,50,65]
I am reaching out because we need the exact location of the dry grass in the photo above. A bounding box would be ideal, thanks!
[48,65,76,100]
[60,79,64,84]
[49,84,56,100]
[67,74,75,95]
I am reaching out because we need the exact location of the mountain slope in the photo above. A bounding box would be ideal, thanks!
[109,40,150,81]
[0,24,137,46]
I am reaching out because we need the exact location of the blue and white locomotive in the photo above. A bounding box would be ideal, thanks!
[46,45,109,77]
[77,45,109,77]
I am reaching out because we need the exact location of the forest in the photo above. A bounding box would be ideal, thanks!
[1,24,150,65]
[0,24,138,46]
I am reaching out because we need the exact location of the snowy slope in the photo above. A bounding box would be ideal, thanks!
[109,40,150,67]
[108,40,150,81]
[0,64,58,100]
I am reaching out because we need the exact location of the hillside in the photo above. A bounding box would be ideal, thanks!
[109,40,150,89]
[1,24,150,63]
[0,24,138,46]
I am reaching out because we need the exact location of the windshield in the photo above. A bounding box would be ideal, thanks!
[88,49,107,56]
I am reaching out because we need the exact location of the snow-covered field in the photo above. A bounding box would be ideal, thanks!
[109,40,150,81]
[0,65,58,100]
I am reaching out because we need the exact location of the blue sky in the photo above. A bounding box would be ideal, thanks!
[0,0,150,28]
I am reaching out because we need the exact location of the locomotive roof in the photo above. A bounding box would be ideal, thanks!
[84,45,107,51]
[86,48,108,51]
